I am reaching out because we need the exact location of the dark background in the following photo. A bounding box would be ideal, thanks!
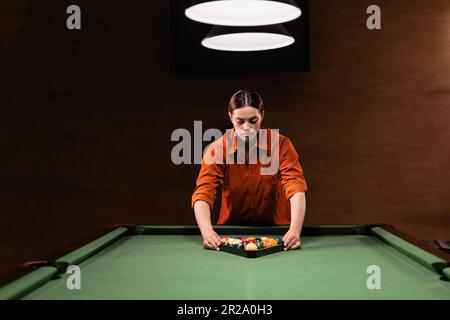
[1,0,450,279]
[170,0,310,73]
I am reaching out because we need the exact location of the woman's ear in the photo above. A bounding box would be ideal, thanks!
[260,110,265,121]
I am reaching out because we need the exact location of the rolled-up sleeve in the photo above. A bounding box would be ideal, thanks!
[279,137,308,199]
[191,144,225,210]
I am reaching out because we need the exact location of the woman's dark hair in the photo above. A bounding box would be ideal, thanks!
[228,89,264,114]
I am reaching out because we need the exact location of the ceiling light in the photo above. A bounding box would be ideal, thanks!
[185,0,301,26]
[201,24,295,51]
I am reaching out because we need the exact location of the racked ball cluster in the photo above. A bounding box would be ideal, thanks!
[220,236,284,251]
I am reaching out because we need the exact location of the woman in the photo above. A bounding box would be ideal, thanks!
[191,89,308,251]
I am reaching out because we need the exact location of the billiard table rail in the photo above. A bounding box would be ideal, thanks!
[369,225,450,279]
[0,224,449,300]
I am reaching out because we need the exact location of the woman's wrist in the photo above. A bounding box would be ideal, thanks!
[200,226,215,236]
[198,221,215,237]
[289,225,301,235]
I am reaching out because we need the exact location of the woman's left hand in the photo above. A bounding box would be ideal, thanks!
[283,228,302,250]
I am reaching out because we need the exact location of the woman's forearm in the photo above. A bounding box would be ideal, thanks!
[193,200,214,236]
[194,200,221,249]
[289,192,306,234]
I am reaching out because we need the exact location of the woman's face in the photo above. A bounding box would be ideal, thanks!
[229,106,264,140]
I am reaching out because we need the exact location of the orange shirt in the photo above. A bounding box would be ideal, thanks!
[191,128,307,225]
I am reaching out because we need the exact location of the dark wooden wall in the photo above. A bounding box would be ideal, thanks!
[1,0,449,279]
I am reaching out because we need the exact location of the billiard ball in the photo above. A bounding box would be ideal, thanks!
[227,238,241,247]
[220,237,228,246]
[276,237,284,245]
[245,243,258,251]
[269,238,278,247]
[238,242,246,249]
[262,239,271,248]
[256,241,265,249]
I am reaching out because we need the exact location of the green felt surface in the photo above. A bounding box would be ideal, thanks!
[21,234,450,300]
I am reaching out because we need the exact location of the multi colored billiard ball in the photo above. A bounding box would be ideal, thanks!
[256,241,265,249]
[220,237,228,246]
[227,238,241,247]
[245,243,258,251]
[241,237,254,243]
[238,242,246,249]
[276,237,284,245]
[261,239,271,248]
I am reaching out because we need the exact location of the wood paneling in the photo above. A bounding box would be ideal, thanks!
[1,0,449,279]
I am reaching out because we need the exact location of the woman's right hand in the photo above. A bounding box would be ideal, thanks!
[202,229,221,250]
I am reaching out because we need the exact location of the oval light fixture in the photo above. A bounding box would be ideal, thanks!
[201,24,295,52]
[185,0,301,26]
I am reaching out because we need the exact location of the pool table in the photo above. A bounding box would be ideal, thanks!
[0,224,449,300]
